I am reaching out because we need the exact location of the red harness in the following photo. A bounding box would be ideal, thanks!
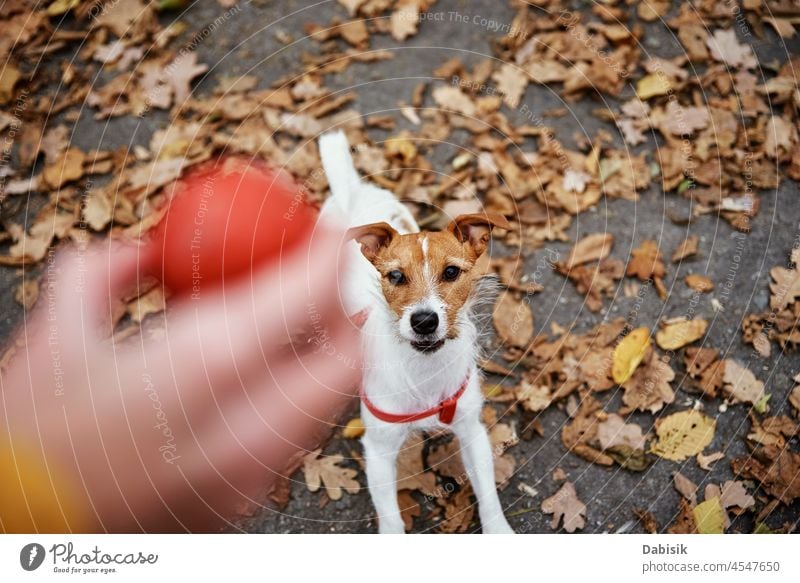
[361,374,470,425]
[350,307,469,425]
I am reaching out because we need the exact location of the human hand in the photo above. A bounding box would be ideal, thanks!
[0,227,360,532]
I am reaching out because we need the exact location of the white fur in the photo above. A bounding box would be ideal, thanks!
[319,131,513,534]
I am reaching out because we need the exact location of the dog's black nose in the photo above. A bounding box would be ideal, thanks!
[410,310,439,335]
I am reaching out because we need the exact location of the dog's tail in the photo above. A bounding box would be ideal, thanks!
[319,130,362,211]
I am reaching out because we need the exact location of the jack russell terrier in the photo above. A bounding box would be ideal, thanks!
[318,131,514,534]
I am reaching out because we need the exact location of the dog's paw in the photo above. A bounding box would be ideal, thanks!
[482,518,515,534]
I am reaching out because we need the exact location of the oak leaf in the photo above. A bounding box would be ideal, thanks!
[302,449,360,501]
[541,481,586,533]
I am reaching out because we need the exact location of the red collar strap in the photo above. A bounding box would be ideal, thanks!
[361,373,471,425]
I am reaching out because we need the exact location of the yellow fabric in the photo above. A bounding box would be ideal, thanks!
[0,442,90,533]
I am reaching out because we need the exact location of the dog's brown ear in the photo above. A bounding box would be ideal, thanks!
[447,213,511,258]
[347,222,398,263]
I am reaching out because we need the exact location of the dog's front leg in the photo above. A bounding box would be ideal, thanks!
[453,419,514,534]
[362,426,407,533]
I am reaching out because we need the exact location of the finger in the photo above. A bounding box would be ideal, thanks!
[137,227,349,403]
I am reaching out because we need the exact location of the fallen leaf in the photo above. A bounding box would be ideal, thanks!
[14,280,39,310]
[438,486,474,533]
[636,73,672,100]
[672,235,699,262]
[342,417,365,439]
[622,351,676,413]
[43,148,85,189]
[541,481,586,533]
[396,434,436,495]
[596,413,647,451]
[398,490,420,531]
[651,409,716,461]
[168,52,208,105]
[303,449,360,501]
[612,327,651,384]
[655,318,708,350]
[492,63,527,109]
[627,240,666,281]
[0,64,21,105]
[493,291,533,347]
[83,189,113,231]
[769,248,800,311]
[432,85,476,116]
[696,451,725,471]
[673,471,698,505]
[693,497,725,534]
[685,274,714,292]
[722,360,765,405]
[719,480,755,511]
[706,28,756,69]
[516,380,551,412]
[563,233,614,269]
[128,287,166,323]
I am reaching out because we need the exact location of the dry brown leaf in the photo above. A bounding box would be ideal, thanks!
[398,490,421,531]
[685,274,714,292]
[396,434,436,495]
[673,471,698,505]
[672,235,699,262]
[493,291,533,347]
[390,2,419,42]
[438,487,474,533]
[706,28,756,69]
[515,380,551,412]
[564,233,614,269]
[697,451,725,471]
[722,360,765,405]
[769,248,800,311]
[0,64,21,105]
[622,351,675,413]
[432,85,476,116]
[128,287,166,324]
[43,148,85,189]
[302,449,360,501]
[492,63,527,109]
[655,318,708,350]
[83,189,113,231]
[541,481,586,533]
[627,240,666,281]
[596,413,647,451]
[168,52,209,105]
[650,409,715,461]
[14,280,39,311]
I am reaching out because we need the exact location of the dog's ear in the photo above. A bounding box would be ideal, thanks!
[347,222,398,263]
[447,213,511,258]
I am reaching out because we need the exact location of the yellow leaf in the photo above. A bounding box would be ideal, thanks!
[342,417,365,439]
[655,318,708,350]
[693,497,725,534]
[47,0,82,16]
[0,65,21,105]
[636,73,672,100]
[612,327,651,384]
[651,409,716,461]
[385,135,417,163]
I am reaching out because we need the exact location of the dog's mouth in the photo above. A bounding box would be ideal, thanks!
[410,338,445,353]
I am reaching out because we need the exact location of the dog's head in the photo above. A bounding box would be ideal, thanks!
[348,214,509,353]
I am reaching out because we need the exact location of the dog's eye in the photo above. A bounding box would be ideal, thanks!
[387,270,406,285]
[442,265,461,281]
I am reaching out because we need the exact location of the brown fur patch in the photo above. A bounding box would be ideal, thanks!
[373,231,478,337]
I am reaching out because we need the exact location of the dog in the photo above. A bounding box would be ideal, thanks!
[319,131,514,534]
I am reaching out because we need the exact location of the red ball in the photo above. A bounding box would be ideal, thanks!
[147,156,317,296]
